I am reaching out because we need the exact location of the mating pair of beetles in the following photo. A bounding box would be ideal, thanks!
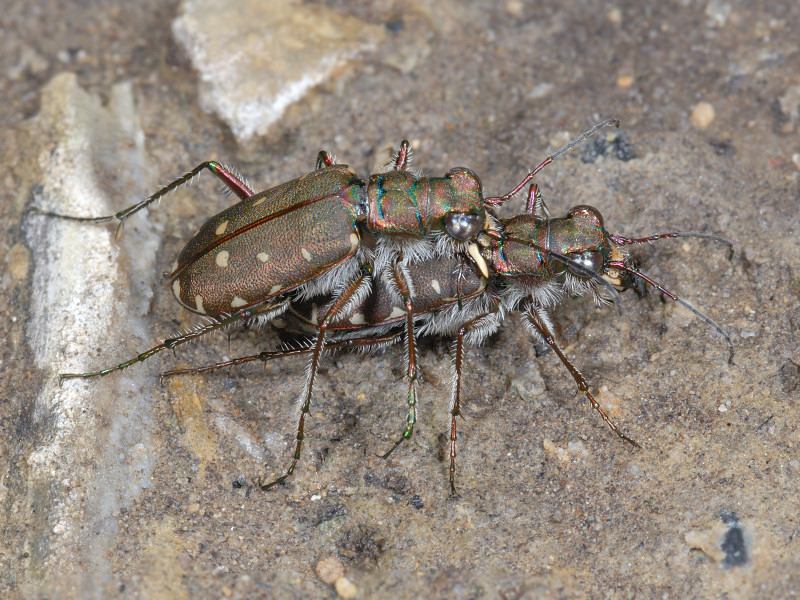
[36,119,734,494]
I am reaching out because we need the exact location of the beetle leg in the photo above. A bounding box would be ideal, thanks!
[58,298,290,380]
[523,304,640,448]
[393,140,411,171]
[380,262,420,460]
[448,304,501,495]
[485,118,619,208]
[524,183,550,219]
[29,161,254,232]
[316,150,336,169]
[159,332,404,380]
[485,155,554,208]
[261,268,373,490]
[205,162,254,201]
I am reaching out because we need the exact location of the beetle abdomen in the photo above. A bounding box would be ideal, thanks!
[171,166,362,315]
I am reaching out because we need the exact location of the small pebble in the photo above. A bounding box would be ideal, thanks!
[315,556,344,585]
[6,243,30,282]
[505,0,524,17]
[335,576,358,599]
[705,0,732,27]
[566,440,589,457]
[607,8,623,24]
[690,102,715,130]
[685,529,726,563]
[509,363,546,399]
[542,438,570,463]
[777,85,800,121]
[616,75,634,88]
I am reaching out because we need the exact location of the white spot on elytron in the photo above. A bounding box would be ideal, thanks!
[172,279,181,298]
[349,233,359,252]
[231,296,248,308]
[430,279,442,294]
[301,248,312,262]
[215,250,229,267]
[195,295,206,314]
[349,313,366,325]
[215,220,229,235]
[256,252,268,263]
[252,196,266,206]
[170,259,179,273]
[269,284,283,295]
[388,307,407,319]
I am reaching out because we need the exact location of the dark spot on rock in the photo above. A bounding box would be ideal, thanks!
[338,525,385,567]
[385,20,404,33]
[312,503,347,526]
[580,131,635,163]
[718,509,748,568]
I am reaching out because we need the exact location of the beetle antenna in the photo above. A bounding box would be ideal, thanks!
[550,118,620,161]
[485,118,620,207]
[607,261,734,363]
[610,231,733,260]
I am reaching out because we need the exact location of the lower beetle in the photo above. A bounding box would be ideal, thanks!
[164,197,734,492]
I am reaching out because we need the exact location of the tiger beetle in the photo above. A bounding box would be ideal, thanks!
[162,195,734,494]
[30,119,623,489]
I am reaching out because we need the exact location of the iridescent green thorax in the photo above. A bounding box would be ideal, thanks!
[547,215,609,258]
[365,168,483,238]
[489,214,549,277]
[366,170,426,236]
[489,206,611,279]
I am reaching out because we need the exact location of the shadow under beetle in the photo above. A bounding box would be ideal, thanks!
[31,119,733,493]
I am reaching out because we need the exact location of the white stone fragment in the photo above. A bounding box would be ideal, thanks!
[172,0,383,141]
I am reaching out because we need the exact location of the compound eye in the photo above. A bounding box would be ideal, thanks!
[567,205,604,228]
[444,212,483,241]
[445,167,478,178]
[567,250,605,277]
